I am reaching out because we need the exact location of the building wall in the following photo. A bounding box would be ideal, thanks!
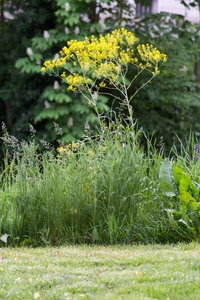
[157,0,199,23]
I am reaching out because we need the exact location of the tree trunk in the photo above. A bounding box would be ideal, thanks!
[0,0,5,22]
[5,98,13,126]
[195,56,200,93]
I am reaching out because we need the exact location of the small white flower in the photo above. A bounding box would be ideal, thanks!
[67,117,73,128]
[74,26,80,35]
[53,80,60,90]
[26,47,33,57]
[65,27,70,34]
[36,60,41,65]
[54,53,59,61]
[43,30,50,40]
[0,234,9,243]
[65,2,70,12]
[44,100,51,108]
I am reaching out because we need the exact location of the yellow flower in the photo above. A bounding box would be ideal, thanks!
[41,28,167,93]
[87,150,95,156]
[99,82,106,88]
[99,146,106,150]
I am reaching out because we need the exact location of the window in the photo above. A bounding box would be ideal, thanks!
[136,0,158,18]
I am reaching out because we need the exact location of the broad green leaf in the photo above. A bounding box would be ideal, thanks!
[159,159,178,197]
[180,191,195,204]
[179,175,190,194]
[191,201,199,211]
[179,205,189,223]
[173,165,185,184]
[190,180,199,196]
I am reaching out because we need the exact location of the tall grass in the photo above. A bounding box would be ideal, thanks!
[0,126,199,246]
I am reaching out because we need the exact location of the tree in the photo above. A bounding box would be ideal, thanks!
[1,0,200,155]
[0,0,59,146]
[180,0,200,7]
[5,0,139,144]
[131,12,200,148]
[1,0,116,146]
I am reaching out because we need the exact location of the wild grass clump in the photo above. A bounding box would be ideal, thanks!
[0,124,200,246]
[0,123,162,246]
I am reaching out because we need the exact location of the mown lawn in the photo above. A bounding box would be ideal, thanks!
[1,243,200,299]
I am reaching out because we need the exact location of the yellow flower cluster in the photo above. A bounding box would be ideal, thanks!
[41,28,138,85]
[137,44,167,74]
[41,60,55,71]
[56,146,72,157]
[57,142,80,157]
[87,149,95,157]
[41,28,167,89]
[67,141,80,151]
[65,73,85,91]
[93,61,120,81]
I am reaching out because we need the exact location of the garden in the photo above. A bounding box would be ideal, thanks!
[1,1,200,299]
[1,28,200,246]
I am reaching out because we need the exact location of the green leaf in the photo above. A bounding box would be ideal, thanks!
[190,181,199,196]
[179,174,190,194]
[180,191,196,204]
[173,165,186,184]
[159,158,178,197]
[179,205,189,223]
[191,201,199,211]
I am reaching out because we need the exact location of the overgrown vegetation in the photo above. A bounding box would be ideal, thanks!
[1,121,200,247]
[1,24,200,246]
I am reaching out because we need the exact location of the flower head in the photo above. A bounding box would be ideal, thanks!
[53,80,60,90]
[41,28,167,97]
[43,30,50,40]
[194,144,200,160]
[65,2,70,12]
[65,27,70,34]
[26,47,33,57]
[74,26,80,35]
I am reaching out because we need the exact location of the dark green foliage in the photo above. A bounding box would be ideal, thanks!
[0,0,58,154]
[180,0,200,7]
[1,0,200,156]
[129,13,200,150]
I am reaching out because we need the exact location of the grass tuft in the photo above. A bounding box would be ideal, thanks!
[0,124,200,246]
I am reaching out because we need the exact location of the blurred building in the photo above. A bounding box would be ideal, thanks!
[136,0,200,23]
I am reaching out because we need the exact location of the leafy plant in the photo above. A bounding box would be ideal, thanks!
[41,28,166,143]
[0,122,172,246]
[159,157,200,239]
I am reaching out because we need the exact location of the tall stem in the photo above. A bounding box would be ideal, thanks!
[121,74,136,146]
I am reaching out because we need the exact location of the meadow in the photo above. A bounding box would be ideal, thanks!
[1,243,200,299]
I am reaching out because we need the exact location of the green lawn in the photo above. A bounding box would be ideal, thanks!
[1,243,200,299]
